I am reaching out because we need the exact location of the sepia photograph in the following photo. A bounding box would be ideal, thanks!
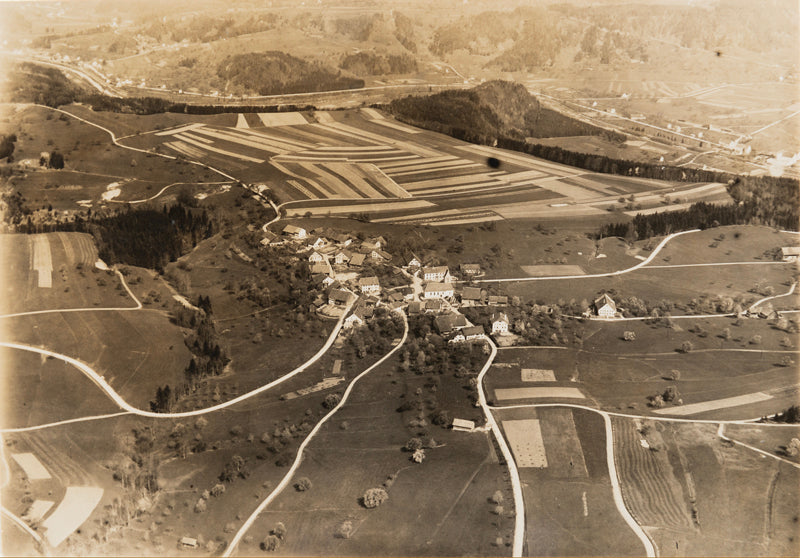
[0,0,798,556]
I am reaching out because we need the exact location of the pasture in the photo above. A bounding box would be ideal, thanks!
[723,424,800,463]
[235,347,510,557]
[492,346,799,419]
[0,233,138,315]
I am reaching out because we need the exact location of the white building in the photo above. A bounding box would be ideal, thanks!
[594,294,617,319]
[491,313,509,335]
[422,266,450,282]
[358,276,381,295]
[424,282,454,299]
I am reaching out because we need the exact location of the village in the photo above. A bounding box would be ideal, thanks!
[267,222,631,349]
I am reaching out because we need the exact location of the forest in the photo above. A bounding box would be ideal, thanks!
[339,51,417,76]
[29,204,216,271]
[216,52,364,96]
[599,175,800,238]
[387,81,620,141]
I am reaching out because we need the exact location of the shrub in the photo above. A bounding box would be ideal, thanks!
[749,335,762,345]
[412,449,425,463]
[362,488,389,509]
[490,490,504,504]
[405,437,423,451]
[260,534,280,552]
[679,341,693,353]
[210,483,226,497]
[623,331,636,342]
[335,520,354,539]
[194,498,207,513]
[272,522,286,540]
[295,477,312,492]
[323,393,341,409]
[195,417,208,430]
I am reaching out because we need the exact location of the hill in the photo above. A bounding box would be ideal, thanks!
[216,51,364,96]
[387,80,614,140]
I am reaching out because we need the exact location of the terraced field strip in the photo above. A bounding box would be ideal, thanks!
[298,163,361,198]
[653,392,773,416]
[363,164,412,198]
[31,235,52,288]
[532,176,605,201]
[360,107,385,120]
[41,486,104,547]
[254,125,331,147]
[538,408,588,477]
[502,419,549,467]
[401,172,499,192]
[456,144,584,176]
[172,133,265,163]
[495,387,586,401]
[256,112,309,126]
[326,162,389,198]
[318,122,441,157]
[370,207,497,224]
[383,209,503,226]
[369,118,423,134]
[312,111,335,123]
[386,159,482,177]
[10,453,51,479]
[272,162,332,198]
[284,199,435,217]
[154,123,206,136]
[235,114,249,128]
[164,140,205,159]
[614,418,691,528]
[178,131,214,144]
[24,500,54,521]
[225,126,314,150]
[317,145,396,152]
[379,155,456,170]
[191,127,288,155]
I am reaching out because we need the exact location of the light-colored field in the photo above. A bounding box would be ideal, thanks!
[520,264,586,277]
[235,113,249,128]
[31,235,52,288]
[521,368,556,382]
[502,419,548,468]
[653,392,773,416]
[256,112,309,127]
[154,123,206,136]
[10,453,51,480]
[285,199,434,216]
[24,500,55,522]
[41,486,104,547]
[494,386,586,400]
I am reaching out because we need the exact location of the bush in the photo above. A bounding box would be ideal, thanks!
[362,488,389,509]
[335,520,354,539]
[211,483,226,497]
[194,498,207,513]
[749,335,762,345]
[679,341,693,353]
[260,534,280,552]
[490,490,504,504]
[623,331,636,341]
[272,522,286,540]
[295,477,312,492]
[404,437,423,451]
[323,393,341,409]
[412,449,425,463]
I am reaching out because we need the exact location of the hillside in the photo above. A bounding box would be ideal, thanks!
[387,80,613,140]
[216,51,364,96]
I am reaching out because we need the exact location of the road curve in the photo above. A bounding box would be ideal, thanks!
[222,309,409,557]
[748,281,797,313]
[0,269,141,319]
[602,413,657,557]
[0,300,353,421]
[477,338,525,557]
[1,506,49,556]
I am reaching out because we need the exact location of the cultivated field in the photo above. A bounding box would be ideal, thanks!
[613,420,800,556]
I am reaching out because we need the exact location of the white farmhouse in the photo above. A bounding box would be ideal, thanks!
[282,225,307,239]
[358,276,381,295]
[424,282,454,299]
[491,313,509,335]
[594,294,617,319]
[422,266,450,282]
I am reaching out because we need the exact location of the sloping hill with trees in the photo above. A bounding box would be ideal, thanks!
[387,80,615,140]
[216,51,364,96]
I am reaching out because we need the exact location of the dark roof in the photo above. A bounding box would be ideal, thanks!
[408,302,422,314]
[349,253,366,266]
[329,289,352,303]
[358,276,380,287]
[463,325,485,337]
[434,313,468,333]
[461,287,482,300]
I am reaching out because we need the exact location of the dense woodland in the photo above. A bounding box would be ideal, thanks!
[29,204,216,271]
[387,81,622,141]
[600,175,800,238]
[339,51,417,76]
[216,52,364,96]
